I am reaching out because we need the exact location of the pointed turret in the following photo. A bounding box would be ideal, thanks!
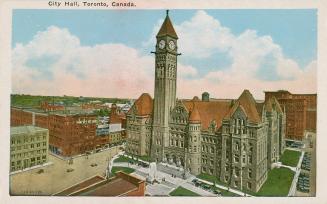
[189,103,201,123]
[156,10,178,39]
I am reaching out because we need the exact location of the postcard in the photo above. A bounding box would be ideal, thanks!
[0,0,326,204]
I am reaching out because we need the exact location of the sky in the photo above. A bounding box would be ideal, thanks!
[12,9,317,100]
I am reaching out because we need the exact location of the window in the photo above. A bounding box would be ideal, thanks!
[247,182,252,189]
[224,176,229,182]
[235,142,240,151]
[225,164,229,172]
[234,154,239,163]
[211,147,215,153]
[248,155,252,164]
[235,168,240,177]
[248,169,252,178]
[242,155,246,163]
[209,168,214,175]
[210,160,214,166]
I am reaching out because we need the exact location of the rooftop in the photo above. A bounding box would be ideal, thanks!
[10,126,48,137]
[54,172,144,196]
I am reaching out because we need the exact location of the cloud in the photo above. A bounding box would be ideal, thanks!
[176,10,233,58]
[13,11,316,100]
[12,26,155,98]
[171,10,316,99]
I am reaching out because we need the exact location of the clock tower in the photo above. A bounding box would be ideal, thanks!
[151,10,179,162]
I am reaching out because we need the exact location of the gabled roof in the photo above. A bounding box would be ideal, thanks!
[265,96,283,113]
[182,99,231,130]
[225,90,261,123]
[128,93,153,116]
[156,13,178,39]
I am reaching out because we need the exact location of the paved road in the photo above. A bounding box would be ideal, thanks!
[10,146,121,195]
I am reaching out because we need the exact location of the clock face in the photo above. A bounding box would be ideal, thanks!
[158,40,165,49]
[169,40,175,50]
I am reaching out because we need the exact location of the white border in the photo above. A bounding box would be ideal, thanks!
[1,0,327,204]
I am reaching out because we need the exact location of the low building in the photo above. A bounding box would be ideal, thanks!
[10,126,49,172]
[53,171,145,196]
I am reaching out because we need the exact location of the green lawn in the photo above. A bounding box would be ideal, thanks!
[280,149,301,167]
[256,167,295,196]
[111,166,135,175]
[113,155,135,163]
[169,186,200,196]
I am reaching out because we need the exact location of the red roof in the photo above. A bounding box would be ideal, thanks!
[128,93,153,116]
[189,103,201,123]
[156,13,178,39]
[183,99,231,130]
[225,90,261,123]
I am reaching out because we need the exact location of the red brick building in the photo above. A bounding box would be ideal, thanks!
[265,90,317,140]
[11,107,124,157]
[54,172,145,196]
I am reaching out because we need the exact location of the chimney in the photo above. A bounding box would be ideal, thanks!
[202,92,209,102]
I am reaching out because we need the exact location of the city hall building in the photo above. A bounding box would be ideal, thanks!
[125,11,286,193]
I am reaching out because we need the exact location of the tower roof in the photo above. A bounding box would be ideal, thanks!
[127,93,153,116]
[189,103,201,123]
[156,11,178,39]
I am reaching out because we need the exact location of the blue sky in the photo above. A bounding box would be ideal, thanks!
[13,9,316,67]
[11,9,317,99]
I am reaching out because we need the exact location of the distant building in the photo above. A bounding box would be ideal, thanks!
[10,126,49,172]
[265,90,317,140]
[40,101,65,111]
[11,105,126,157]
[54,172,145,196]
[125,11,286,193]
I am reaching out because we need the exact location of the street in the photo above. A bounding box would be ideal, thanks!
[10,146,121,195]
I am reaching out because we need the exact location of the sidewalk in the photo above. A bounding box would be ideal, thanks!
[288,151,305,196]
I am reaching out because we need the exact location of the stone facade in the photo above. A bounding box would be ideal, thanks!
[10,126,49,172]
[125,11,286,193]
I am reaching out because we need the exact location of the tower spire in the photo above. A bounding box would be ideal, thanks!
[156,10,178,39]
